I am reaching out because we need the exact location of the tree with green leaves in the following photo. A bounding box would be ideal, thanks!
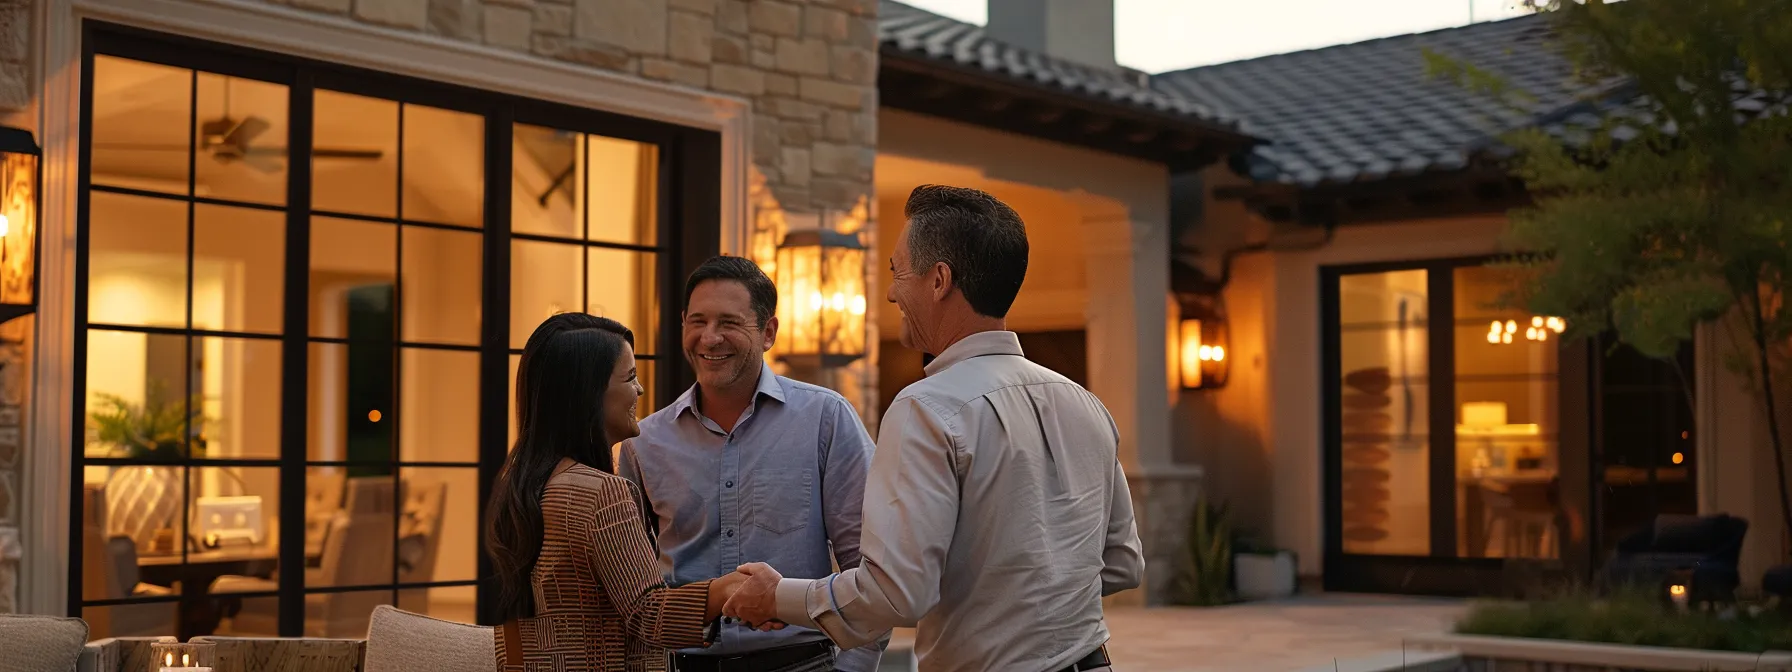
[1431,0,1792,546]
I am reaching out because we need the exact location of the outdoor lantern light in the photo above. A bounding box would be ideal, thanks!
[0,126,38,326]
[1177,297,1229,390]
[774,228,868,368]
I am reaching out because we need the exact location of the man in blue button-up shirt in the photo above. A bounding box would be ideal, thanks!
[620,256,888,672]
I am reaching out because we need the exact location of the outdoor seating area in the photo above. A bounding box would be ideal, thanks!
[1602,514,1749,605]
[4,605,494,672]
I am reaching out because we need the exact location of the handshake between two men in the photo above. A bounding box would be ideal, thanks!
[711,562,790,631]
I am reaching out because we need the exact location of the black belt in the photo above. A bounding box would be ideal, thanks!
[1053,645,1111,672]
[669,640,834,672]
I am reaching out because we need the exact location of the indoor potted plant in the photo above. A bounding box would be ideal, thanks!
[86,383,209,553]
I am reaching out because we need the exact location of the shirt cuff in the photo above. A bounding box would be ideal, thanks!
[774,577,822,631]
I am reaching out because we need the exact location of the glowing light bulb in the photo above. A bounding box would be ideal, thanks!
[1505,320,1518,333]
[849,295,867,315]
[1211,346,1225,362]
[1672,452,1685,465]
[1532,316,1544,327]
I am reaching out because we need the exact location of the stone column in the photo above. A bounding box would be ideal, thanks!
[1080,202,1202,606]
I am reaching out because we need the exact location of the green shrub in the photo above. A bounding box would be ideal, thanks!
[1456,588,1792,653]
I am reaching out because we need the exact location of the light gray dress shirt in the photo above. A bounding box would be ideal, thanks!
[619,363,887,672]
[773,331,1145,672]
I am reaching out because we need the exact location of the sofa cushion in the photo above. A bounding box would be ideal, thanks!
[364,605,493,672]
[0,614,89,672]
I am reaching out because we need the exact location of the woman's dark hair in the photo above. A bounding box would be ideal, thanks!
[484,312,635,620]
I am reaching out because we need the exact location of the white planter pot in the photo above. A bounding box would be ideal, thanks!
[1233,551,1296,600]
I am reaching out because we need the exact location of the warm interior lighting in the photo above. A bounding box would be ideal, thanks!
[1180,318,1204,389]
[1669,583,1687,597]
[1672,451,1685,465]
[1489,315,1565,345]
[368,409,382,423]
[0,127,39,326]
[774,228,867,367]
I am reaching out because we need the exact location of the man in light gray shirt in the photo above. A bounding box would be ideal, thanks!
[724,185,1145,672]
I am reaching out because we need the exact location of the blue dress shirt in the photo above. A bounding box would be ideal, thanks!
[618,363,886,671]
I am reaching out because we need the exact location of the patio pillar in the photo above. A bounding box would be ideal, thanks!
[1080,201,1203,607]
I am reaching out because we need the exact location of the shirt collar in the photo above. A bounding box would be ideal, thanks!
[923,331,1024,377]
[671,360,787,420]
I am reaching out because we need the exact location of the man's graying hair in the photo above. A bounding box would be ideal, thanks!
[902,185,1029,318]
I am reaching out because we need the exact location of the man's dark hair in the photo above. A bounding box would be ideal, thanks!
[683,255,778,325]
[903,185,1029,318]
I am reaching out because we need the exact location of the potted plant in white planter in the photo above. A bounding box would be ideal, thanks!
[1232,533,1297,601]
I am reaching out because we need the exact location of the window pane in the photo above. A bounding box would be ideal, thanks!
[188,465,280,559]
[399,585,476,625]
[399,348,478,464]
[89,191,188,328]
[90,55,191,196]
[507,353,520,451]
[308,342,394,464]
[194,73,288,206]
[210,595,278,637]
[193,204,285,334]
[587,248,657,356]
[1335,270,1429,556]
[297,588,394,639]
[195,337,281,460]
[511,123,582,239]
[401,226,481,346]
[309,474,397,589]
[82,465,189,580]
[585,135,657,245]
[400,467,476,583]
[401,104,484,228]
[85,331,199,459]
[80,602,178,640]
[314,90,398,218]
[310,217,397,340]
[511,240,583,348]
[635,358,656,420]
[1454,265,1563,560]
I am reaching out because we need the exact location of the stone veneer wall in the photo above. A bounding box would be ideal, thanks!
[0,0,880,611]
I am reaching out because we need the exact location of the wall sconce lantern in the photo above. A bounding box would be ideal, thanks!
[1177,296,1229,390]
[774,228,868,368]
[0,127,37,327]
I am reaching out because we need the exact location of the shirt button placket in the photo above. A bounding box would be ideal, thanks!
[721,433,743,569]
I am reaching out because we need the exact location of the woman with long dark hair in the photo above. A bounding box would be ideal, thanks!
[487,313,753,671]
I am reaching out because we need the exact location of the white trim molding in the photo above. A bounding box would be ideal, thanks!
[22,0,752,615]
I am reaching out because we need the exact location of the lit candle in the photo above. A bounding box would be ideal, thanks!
[1669,583,1689,612]
[159,651,213,672]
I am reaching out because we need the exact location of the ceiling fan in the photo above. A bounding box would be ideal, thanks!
[95,80,386,174]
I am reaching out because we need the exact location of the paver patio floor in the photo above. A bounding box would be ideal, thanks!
[881,594,1467,672]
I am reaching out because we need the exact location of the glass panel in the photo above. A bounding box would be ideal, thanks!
[635,358,656,420]
[307,342,394,464]
[1453,265,1562,560]
[193,204,285,334]
[88,191,188,328]
[587,248,657,355]
[298,588,394,639]
[511,123,583,239]
[314,90,399,218]
[193,337,281,460]
[1335,270,1430,556]
[400,468,477,583]
[187,465,280,565]
[194,73,288,206]
[81,466,190,588]
[80,602,178,640]
[401,226,482,346]
[401,104,484,228]
[1598,341,1698,559]
[212,595,279,637]
[90,55,191,196]
[398,585,477,624]
[85,331,198,460]
[309,474,397,589]
[310,217,397,340]
[510,239,583,348]
[507,353,520,451]
[303,466,349,561]
[585,135,657,245]
[399,348,479,464]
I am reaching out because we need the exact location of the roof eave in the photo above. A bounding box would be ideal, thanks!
[878,49,1260,169]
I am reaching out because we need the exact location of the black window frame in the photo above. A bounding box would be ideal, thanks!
[68,21,720,634]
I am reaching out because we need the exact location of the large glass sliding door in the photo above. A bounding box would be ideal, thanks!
[72,22,718,637]
[1322,258,1587,596]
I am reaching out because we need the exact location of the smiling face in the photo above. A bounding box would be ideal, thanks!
[682,278,777,394]
[887,229,937,354]
[602,341,644,442]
